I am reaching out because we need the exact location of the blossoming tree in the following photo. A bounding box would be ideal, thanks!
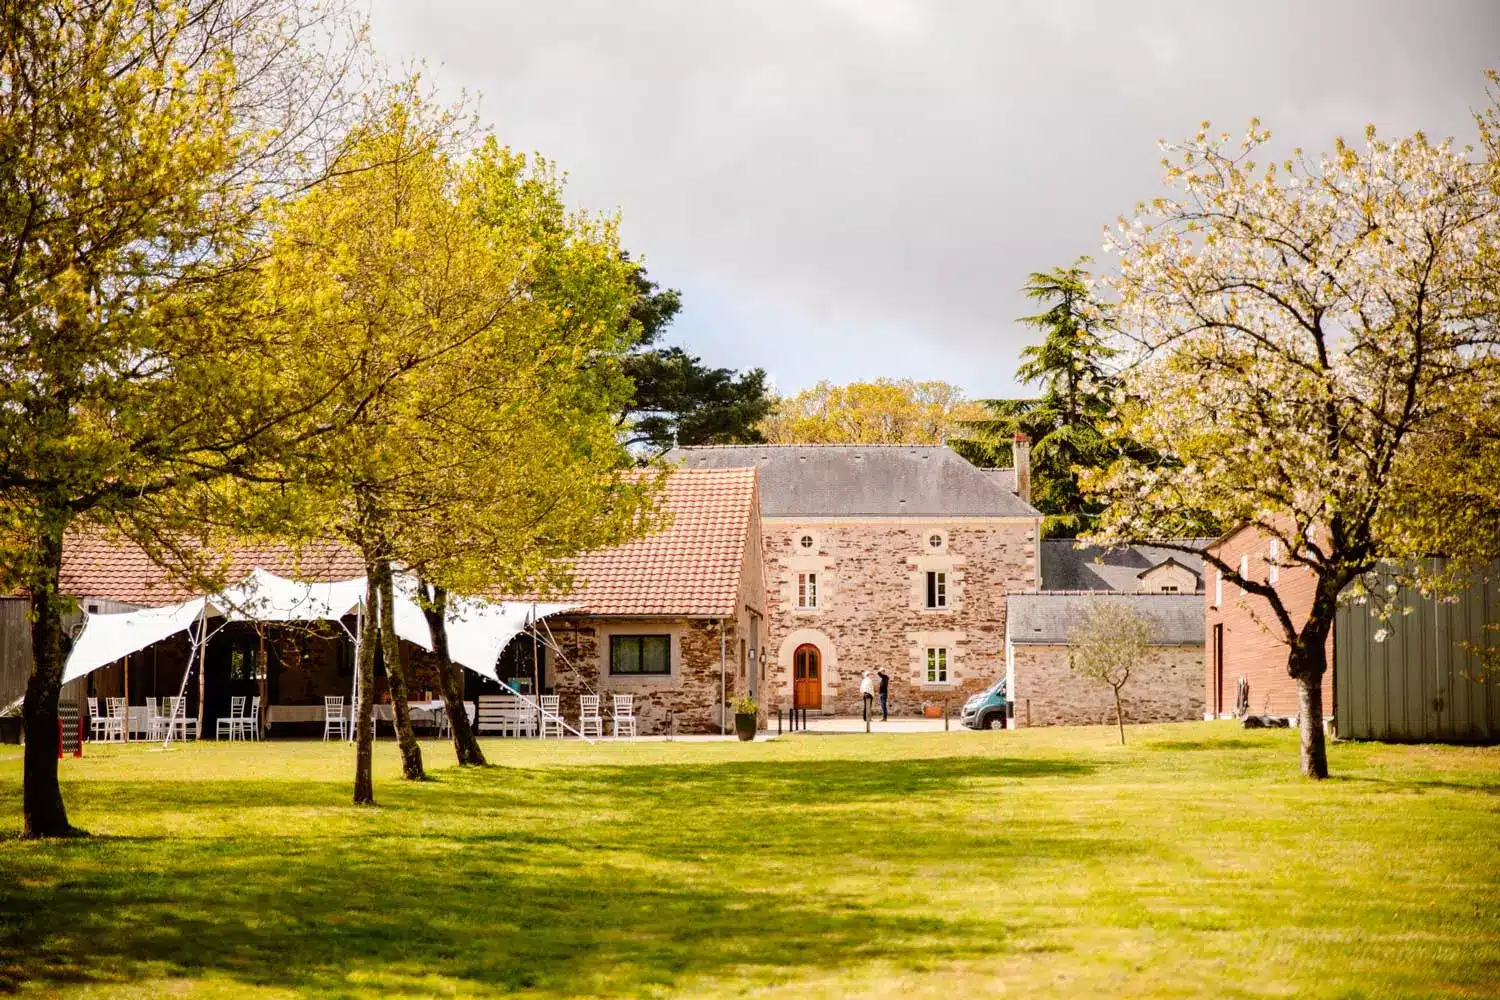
[1088,119,1500,778]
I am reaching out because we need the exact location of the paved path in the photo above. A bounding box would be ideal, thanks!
[779,715,960,735]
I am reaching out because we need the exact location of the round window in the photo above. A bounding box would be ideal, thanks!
[799,534,814,549]
[928,533,943,549]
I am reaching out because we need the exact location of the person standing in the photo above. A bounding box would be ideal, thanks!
[859,670,876,722]
[877,669,890,721]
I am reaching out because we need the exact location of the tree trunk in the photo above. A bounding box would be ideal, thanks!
[1296,674,1328,779]
[1113,687,1125,745]
[1288,622,1331,780]
[419,581,486,767]
[375,559,424,781]
[353,571,379,805]
[21,518,80,838]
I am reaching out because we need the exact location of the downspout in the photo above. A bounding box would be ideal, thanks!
[719,618,727,735]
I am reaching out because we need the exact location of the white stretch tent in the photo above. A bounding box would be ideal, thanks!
[62,569,576,686]
[63,597,211,685]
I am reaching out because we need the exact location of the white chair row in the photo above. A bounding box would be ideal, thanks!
[88,697,125,742]
[214,696,261,741]
[566,693,636,739]
[89,696,193,741]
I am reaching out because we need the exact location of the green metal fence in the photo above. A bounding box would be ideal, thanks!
[1335,561,1500,743]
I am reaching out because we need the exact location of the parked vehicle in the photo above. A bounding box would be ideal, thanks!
[961,677,1008,730]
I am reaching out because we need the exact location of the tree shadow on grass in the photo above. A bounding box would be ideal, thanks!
[0,754,1109,997]
[1326,774,1500,795]
[1144,739,1265,752]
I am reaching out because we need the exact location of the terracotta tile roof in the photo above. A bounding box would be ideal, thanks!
[60,533,363,607]
[560,466,758,617]
[58,466,759,617]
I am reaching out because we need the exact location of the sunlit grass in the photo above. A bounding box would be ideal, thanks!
[1,723,1497,998]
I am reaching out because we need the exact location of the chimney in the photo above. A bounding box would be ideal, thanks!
[1013,432,1031,504]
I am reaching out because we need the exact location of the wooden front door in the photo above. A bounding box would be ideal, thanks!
[793,644,821,710]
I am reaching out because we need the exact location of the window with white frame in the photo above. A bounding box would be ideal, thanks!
[797,572,818,609]
[925,571,947,609]
[1161,585,1179,593]
[1214,570,1223,607]
[1268,539,1280,585]
[799,534,814,550]
[928,532,944,549]
[1238,555,1249,593]
[926,646,950,684]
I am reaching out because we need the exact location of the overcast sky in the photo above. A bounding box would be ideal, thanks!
[366,1,1498,398]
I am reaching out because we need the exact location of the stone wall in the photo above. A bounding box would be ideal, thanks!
[1009,642,1205,727]
[545,615,745,735]
[763,518,1036,716]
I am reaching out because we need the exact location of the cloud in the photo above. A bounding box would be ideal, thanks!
[369,0,1498,396]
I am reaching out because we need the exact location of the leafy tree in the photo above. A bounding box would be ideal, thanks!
[617,263,773,454]
[1088,119,1500,778]
[0,0,356,838]
[1069,600,1157,745]
[260,95,660,801]
[760,379,979,444]
[952,264,1131,537]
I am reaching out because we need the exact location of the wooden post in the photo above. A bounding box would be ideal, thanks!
[122,652,130,742]
[944,699,949,731]
[195,621,209,740]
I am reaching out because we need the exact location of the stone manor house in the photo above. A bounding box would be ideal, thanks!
[670,442,1041,716]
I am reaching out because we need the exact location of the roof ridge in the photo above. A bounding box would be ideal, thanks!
[673,443,957,450]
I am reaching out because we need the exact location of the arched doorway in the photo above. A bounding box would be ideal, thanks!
[793,644,822,710]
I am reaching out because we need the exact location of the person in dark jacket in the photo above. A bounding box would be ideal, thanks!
[877,669,890,721]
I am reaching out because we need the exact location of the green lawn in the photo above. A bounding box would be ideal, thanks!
[1,724,1497,999]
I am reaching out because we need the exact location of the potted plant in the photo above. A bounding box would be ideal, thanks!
[923,701,944,719]
[733,695,758,741]
[0,702,22,745]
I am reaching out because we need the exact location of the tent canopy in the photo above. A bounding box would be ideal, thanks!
[61,569,576,686]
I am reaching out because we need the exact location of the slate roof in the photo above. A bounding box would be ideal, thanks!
[1039,539,1212,593]
[666,445,1038,518]
[60,534,364,607]
[1006,593,1205,645]
[560,466,757,617]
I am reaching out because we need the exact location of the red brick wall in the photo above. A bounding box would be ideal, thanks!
[1204,526,1333,719]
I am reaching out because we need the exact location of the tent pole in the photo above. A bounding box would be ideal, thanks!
[123,651,130,742]
[349,599,363,742]
[165,603,208,747]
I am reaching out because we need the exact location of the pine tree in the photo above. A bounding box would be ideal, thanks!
[952,263,1120,537]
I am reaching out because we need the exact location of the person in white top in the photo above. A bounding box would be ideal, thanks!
[859,670,877,722]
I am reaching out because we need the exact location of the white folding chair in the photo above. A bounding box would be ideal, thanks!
[323,695,347,741]
[105,697,127,742]
[612,694,636,739]
[88,698,110,741]
[216,696,246,741]
[539,695,563,739]
[578,694,602,740]
[235,696,261,741]
[159,696,190,741]
[498,694,521,738]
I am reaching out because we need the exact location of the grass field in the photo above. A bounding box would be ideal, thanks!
[1,723,1498,998]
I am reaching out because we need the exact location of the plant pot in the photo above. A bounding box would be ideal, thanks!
[734,712,757,741]
[923,704,943,719]
[0,716,22,745]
